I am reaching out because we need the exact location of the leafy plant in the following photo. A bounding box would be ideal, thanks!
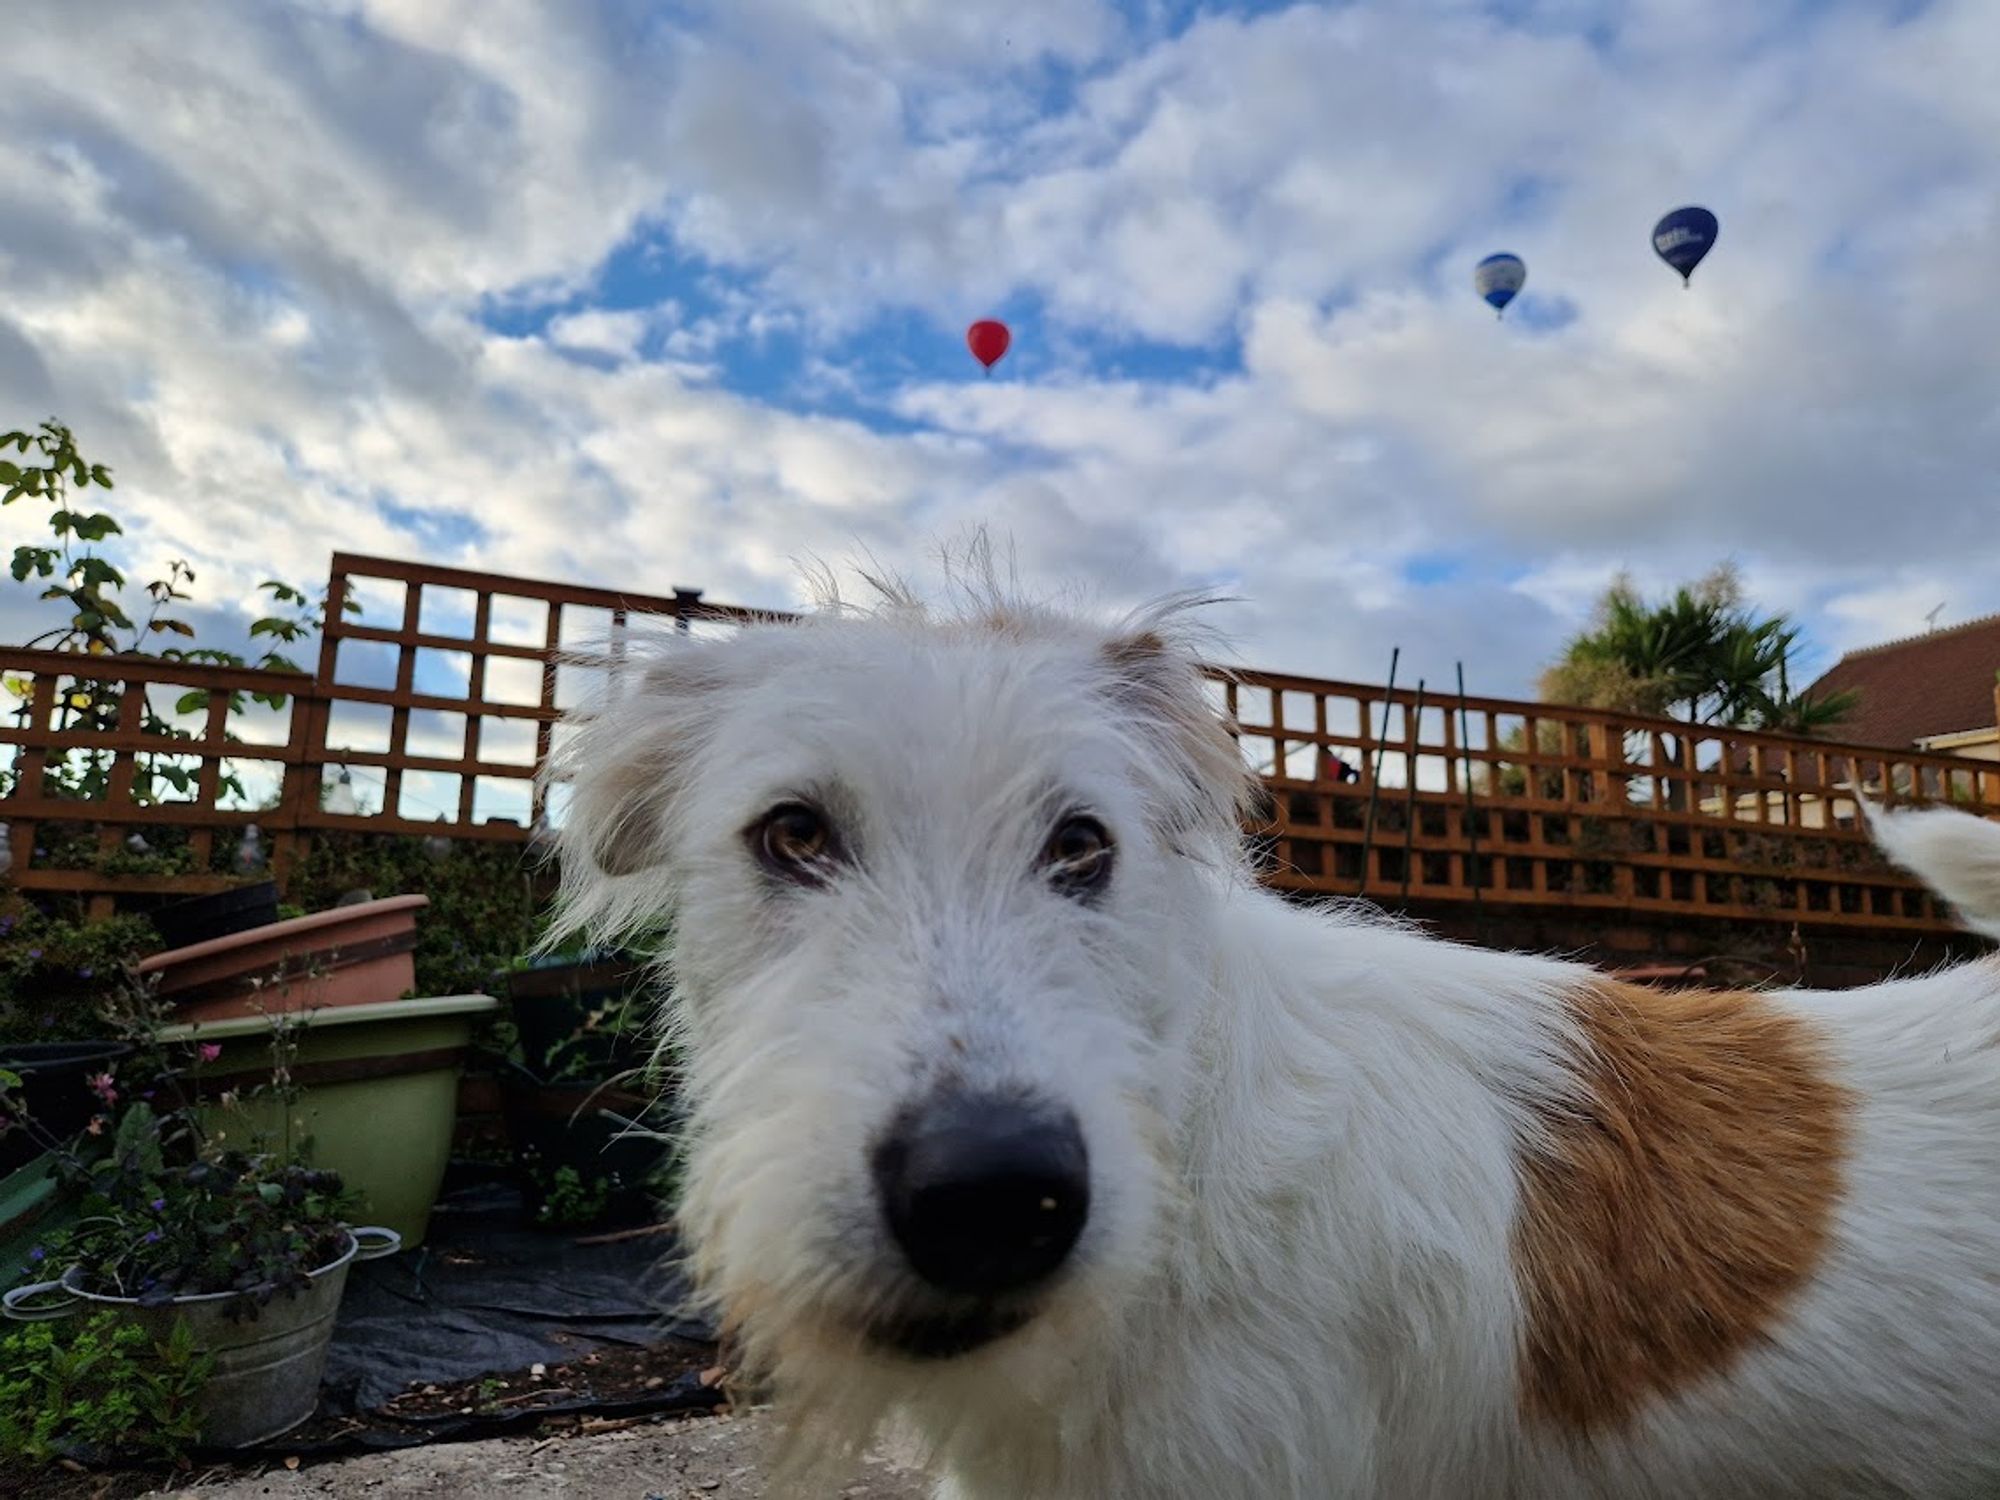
[4,973,358,1317]
[1,419,353,807]
[283,830,547,998]
[0,906,159,1044]
[1539,564,1859,734]
[540,983,659,1084]
[45,1107,353,1311]
[529,1163,613,1228]
[0,1310,211,1463]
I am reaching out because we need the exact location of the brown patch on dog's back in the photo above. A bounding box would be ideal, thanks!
[1514,981,1850,1433]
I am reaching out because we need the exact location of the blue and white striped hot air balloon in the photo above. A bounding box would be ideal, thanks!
[1473,253,1526,318]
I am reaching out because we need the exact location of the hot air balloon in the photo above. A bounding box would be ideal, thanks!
[966,319,1011,374]
[1652,206,1718,286]
[1473,253,1526,318]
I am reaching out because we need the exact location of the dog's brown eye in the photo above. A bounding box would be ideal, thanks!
[1044,815,1113,897]
[754,802,836,884]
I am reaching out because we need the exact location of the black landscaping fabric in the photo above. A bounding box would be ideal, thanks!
[228,1175,720,1457]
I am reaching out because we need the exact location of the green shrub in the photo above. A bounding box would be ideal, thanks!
[0,906,159,1044]
[0,1310,211,1464]
[283,832,545,998]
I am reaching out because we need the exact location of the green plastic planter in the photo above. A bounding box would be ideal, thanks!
[158,995,498,1248]
[0,1152,76,1278]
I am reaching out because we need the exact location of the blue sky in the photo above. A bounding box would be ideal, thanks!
[3,0,1998,707]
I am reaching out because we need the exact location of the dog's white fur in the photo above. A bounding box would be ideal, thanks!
[550,578,2000,1499]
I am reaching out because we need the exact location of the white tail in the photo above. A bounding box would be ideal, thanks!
[1862,799,2000,943]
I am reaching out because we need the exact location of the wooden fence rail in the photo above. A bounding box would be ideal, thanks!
[1219,668,2000,931]
[3,553,1997,933]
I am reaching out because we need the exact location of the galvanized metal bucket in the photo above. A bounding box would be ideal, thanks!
[2,1225,400,1448]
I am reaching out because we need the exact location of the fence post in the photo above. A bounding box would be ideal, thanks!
[673,587,703,634]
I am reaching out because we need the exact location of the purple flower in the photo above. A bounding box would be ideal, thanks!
[0,915,12,935]
[25,948,40,960]
[76,966,93,979]
[150,1197,166,1212]
[27,1246,43,1263]
[143,1230,162,1245]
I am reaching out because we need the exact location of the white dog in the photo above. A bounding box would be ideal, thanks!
[550,578,2000,1500]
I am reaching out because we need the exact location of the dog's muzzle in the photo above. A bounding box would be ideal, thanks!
[868,1089,1089,1355]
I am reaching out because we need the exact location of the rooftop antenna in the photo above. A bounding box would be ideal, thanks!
[1923,601,1946,632]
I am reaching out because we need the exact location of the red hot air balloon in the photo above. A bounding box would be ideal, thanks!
[966,319,1011,373]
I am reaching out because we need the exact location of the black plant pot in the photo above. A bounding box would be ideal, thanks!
[504,954,653,1080]
[148,881,280,953]
[0,1041,132,1175]
[496,1060,673,1231]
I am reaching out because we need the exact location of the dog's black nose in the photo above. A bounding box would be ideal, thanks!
[874,1093,1089,1296]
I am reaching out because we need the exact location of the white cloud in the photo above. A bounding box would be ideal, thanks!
[545,308,650,361]
[2,0,1998,711]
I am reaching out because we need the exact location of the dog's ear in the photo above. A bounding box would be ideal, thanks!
[553,648,729,879]
[1101,627,1254,850]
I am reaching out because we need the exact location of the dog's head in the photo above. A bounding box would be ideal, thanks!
[549,586,1250,1425]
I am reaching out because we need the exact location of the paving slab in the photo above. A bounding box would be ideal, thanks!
[150,1410,932,1500]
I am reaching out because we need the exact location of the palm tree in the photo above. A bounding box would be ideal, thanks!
[1543,566,1857,733]
[1539,566,1859,808]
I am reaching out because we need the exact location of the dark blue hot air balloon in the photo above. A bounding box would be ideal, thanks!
[1652,206,1718,286]
[1473,253,1526,318]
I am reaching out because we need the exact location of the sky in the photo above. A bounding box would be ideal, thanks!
[4,0,1999,705]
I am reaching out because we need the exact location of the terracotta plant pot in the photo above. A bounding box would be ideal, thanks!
[137,895,428,1023]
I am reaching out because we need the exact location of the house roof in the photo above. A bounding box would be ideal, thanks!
[1803,612,2000,748]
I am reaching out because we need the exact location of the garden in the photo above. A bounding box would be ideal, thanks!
[0,426,716,1493]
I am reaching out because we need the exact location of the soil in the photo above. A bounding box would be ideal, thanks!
[301,1334,724,1444]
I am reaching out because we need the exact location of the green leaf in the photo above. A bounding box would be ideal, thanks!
[173,690,207,715]
[70,512,123,542]
[150,619,197,637]
[74,556,125,590]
